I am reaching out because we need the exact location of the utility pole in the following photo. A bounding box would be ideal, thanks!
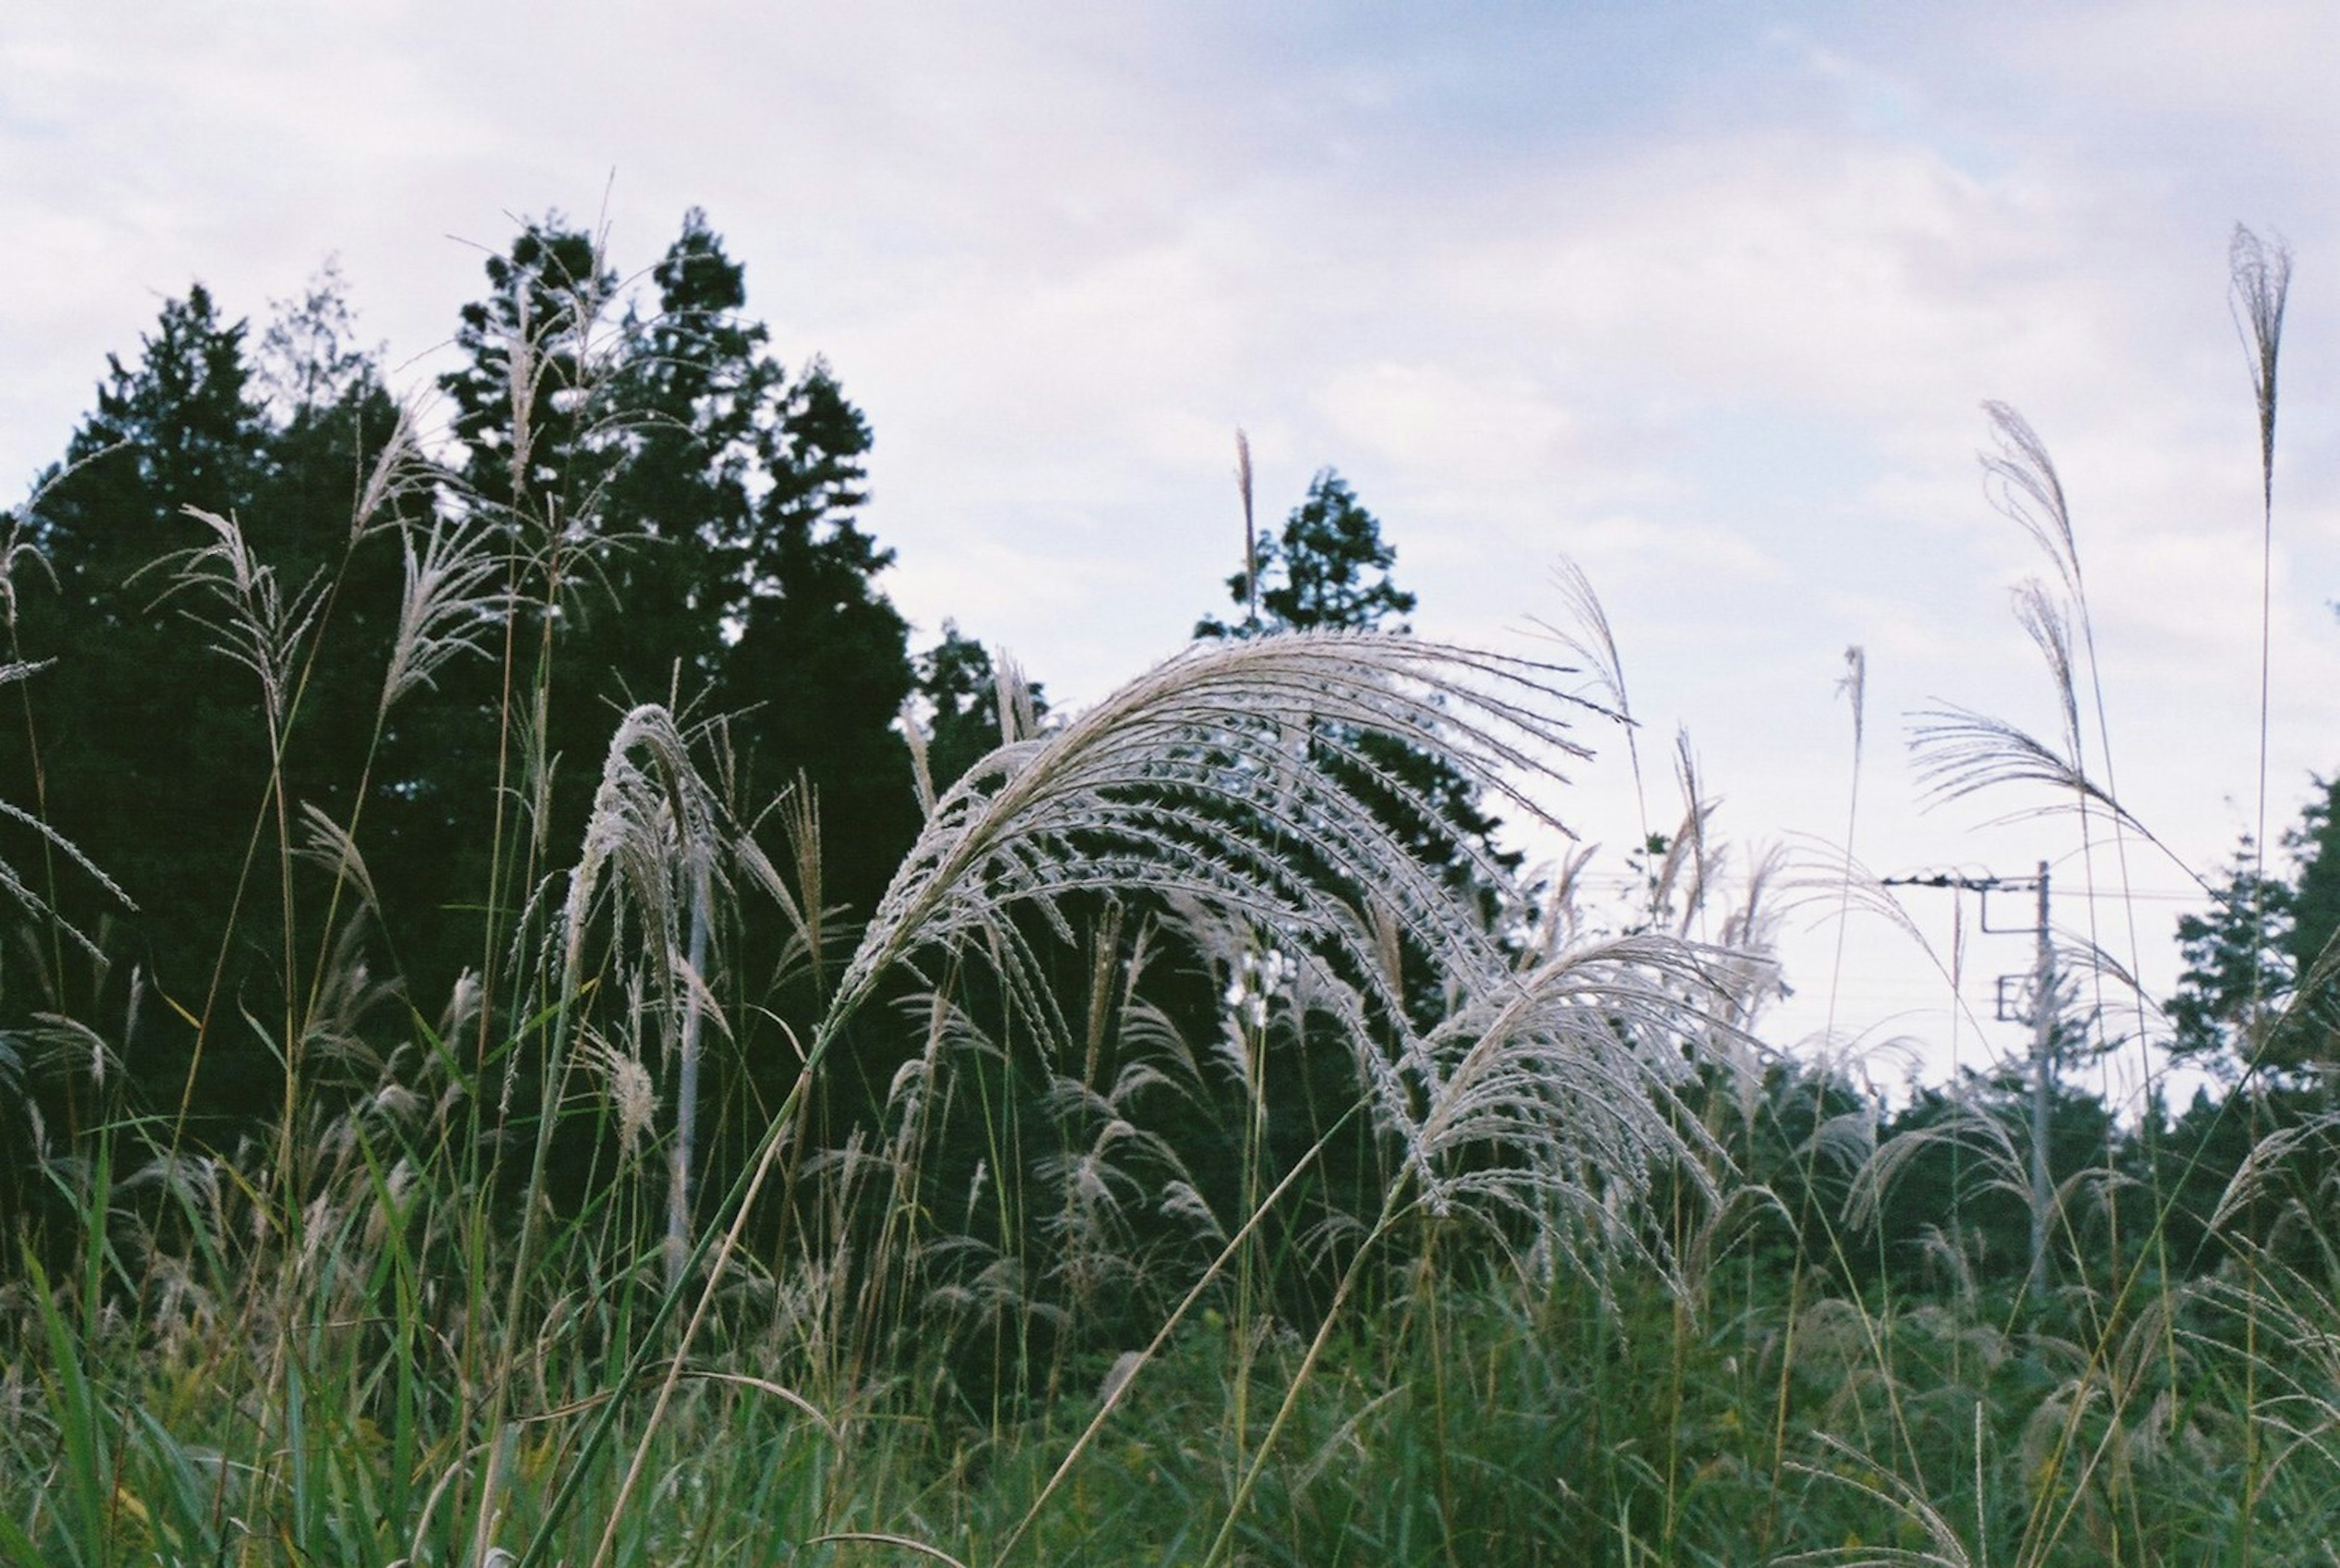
[2026,862,2054,1300]
[1882,863,2058,1296]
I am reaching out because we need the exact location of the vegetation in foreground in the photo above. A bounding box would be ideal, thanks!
[2,216,2336,1565]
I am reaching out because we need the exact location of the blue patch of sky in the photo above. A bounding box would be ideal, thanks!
[1666,404,1984,595]
[1171,3,2022,191]
[0,80,68,142]
[1213,7,1841,130]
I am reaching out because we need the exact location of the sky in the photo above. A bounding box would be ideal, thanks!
[8,1,2340,1102]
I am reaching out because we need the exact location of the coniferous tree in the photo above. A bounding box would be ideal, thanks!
[9,288,272,1041]
[2169,837,2298,1079]
[2167,781,2340,1083]
[1197,468,1417,640]
[913,622,1048,796]
[2280,778,2340,1062]
[441,221,618,521]
[1196,468,1519,918]
[434,213,918,932]
[600,209,781,695]
[712,357,916,922]
[9,212,916,1145]
[5,279,413,1115]
[249,268,415,839]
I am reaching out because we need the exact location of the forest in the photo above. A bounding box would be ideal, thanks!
[3,210,2338,1564]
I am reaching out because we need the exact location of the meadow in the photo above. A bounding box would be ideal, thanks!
[2,223,2335,1566]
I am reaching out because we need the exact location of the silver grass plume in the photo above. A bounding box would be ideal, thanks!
[1907,576,2168,853]
[837,630,1592,1037]
[1535,554,1648,850]
[584,628,1742,1548]
[0,514,55,633]
[1980,402,2082,606]
[380,512,507,719]
[349,397,434,543]
[559,703,723,1288]
[2231,224,2291,519]
[1235,427,1258,631]
[1400,933,1728,1253]
[294,801,381,921]
[169,506,327,731]
[1536,555,1634,728]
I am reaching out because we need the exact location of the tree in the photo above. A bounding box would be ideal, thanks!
[7,285,274,1040]
[441,219,618,521]
[708,356,916,923]
[1196,468,1415,639]
[247,267,414,834]
[425,213,919,965]
[2281,777,2340,1060]
[4,277,414,1115]
[1196,467,1518,917]
[255,257,379,418]
[2166,776,2340,1082]
[595,208,781,694]
[913,621,1051,797]
[7,209,918,1143]
[2169,837,2297,1078]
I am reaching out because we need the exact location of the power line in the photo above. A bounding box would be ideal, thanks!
[1884,862,2058,1296]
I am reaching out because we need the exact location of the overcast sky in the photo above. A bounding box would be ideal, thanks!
[9,1,2340,1098]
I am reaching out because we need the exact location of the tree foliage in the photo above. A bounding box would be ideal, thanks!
[1197,467,1518,920]
[2,280,411,1104]
[2168,779,2340,1080]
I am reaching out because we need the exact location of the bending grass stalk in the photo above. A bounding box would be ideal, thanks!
[990,1097,1364,1568]
[1779,1434,1975,1568]
[810,1532,974,1566]
[1197,1180,1405,1568]
[1992,236,2294,1568]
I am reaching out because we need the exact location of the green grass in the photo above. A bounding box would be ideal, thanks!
[5,224,2338,1566]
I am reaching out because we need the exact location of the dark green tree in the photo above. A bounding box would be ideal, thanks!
[711,357,916,922]
[2166,780,2340,1083]
[247,269,414,834]
[417,211,919,1031]
[912,622,1049,798]
[1196,468,1415,639]
[7,286,272,1040]
[2169,837,2297,1078]
[5,277,414,1116]
[598,209,781,694]
[2280,778,2340,1062]
[1196,467,1517,915]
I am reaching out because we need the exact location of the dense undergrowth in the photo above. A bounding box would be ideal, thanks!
[5,221,2339,1566]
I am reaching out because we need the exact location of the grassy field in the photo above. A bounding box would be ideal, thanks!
[4,230,2335,1566]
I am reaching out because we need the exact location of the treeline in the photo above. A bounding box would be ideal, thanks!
[5,204,2338,1336]
[5,216,926,1105]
